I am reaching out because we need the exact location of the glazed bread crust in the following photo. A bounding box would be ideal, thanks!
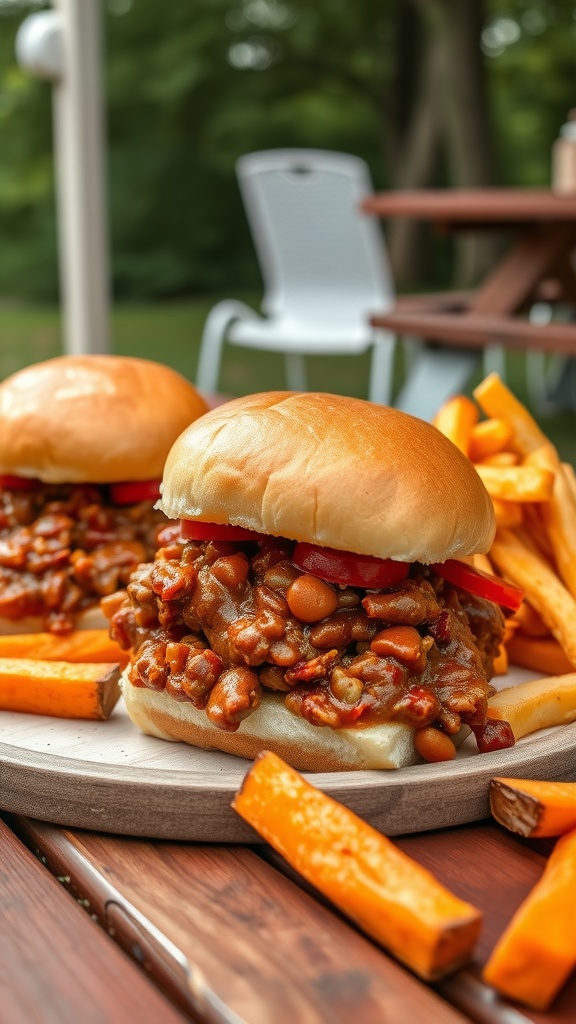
[159,391,495,563]
[0,355,208,483]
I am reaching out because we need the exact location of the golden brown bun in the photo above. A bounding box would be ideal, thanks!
[121,672,418,771]
[0,605,108,635]
[0,355,208,483]
[159,391,495,563]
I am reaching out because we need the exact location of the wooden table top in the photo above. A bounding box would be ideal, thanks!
[361,188,576,223]
[2,812,574,1024]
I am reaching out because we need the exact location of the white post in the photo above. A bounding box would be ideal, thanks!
[16,1,110,355]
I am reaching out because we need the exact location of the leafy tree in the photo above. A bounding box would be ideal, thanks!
[0,0,573,300]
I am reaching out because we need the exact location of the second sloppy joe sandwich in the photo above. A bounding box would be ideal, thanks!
[107,391,520,770]
[0,355,207,634]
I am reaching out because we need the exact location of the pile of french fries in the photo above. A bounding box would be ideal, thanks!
[433,372,576,679]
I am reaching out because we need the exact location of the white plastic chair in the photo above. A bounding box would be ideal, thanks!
[196,149,397,404]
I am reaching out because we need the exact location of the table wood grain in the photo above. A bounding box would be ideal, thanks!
[9,815,470,1024]
[361,189,576,222]
[0,816,185,1024]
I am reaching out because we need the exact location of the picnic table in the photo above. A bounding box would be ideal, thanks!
[2,809,574,1023]
[361,188,576,418]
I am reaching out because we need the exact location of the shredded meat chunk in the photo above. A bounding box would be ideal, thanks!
[109,537,508,750]
[0,481,164,632]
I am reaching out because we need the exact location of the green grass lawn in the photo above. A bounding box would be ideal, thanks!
[0,296,574,465]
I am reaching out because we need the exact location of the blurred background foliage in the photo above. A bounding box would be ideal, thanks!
[0,0,575,303]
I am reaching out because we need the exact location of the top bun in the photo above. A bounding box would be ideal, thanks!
[159,391,495,564]
[0,355,208,483]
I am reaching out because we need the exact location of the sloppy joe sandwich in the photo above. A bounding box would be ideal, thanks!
[108,391,522,770]
[0,355,207,634]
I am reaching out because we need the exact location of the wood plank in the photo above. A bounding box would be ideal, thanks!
[0,816,185,1024]
[262,821,574,1024]
[398,823,576,1024]
[369,309,576,356]
[10,816,471,1024]
[466,225,576,315]
[361,189,576,223]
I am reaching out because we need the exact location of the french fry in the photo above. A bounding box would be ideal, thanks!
[473,373,556,459]
[492,644,508,676]
[0,658,121,719]
[562,460,576,505]
[520,503,556,564]
[490,529,576,666]
[474,464,554,503]
[503,619,520,644]
[487,672,576,740]
[523,443,561,474]
[512,601,550,638]
[233,751,482,981]
[538,463,576,599]
[478,452,519,467]
[482,829,576,1010]
[491,498,523,529]
[469,417,513,461]
[506,635,573,676]
[0,629,129,665]
[490,778,576,839]
[473,552,494,575]
[432,395,478,456]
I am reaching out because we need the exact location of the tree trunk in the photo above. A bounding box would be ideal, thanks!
[433,0,500,285]
[386,0,499,288]
[386,18,444,287]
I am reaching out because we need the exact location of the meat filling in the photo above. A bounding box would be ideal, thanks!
[0,482,165,632]
[108,532,510,751]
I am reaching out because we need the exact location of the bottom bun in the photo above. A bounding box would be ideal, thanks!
[121,671,419,772]
[0,605,109,635]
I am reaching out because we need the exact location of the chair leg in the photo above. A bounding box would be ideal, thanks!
[285,353,308,392]
[368,331,396,406]
[482,345,507,381]
[395,345,479,421]
[196,299,259,393]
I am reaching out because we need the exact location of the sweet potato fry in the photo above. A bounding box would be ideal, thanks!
[478,452,519,466]
[490,528,576,666]
[487,672,576,740]
[483,829,576,1010]
[469,417,513,461]
[490,778,576,839]
[0,658,121,719]
[432,395,478,456]
[474,464,554,503]
[233,751,482,981]
[473,374,555,459]
[0,629,129,666]
[506,635,573,676]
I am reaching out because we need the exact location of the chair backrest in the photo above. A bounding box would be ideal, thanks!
[236,149,394,325]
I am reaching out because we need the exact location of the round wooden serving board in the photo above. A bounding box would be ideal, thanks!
[1,667,575,841]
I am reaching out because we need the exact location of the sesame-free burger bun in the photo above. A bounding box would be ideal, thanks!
[120,670,417,771]
[0,355,208,484]
[159,391,495,564]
